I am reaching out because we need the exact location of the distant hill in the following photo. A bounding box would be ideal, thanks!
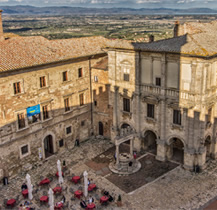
[0,5,217,15]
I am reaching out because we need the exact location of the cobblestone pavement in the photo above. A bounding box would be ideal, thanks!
[1,138,217,209]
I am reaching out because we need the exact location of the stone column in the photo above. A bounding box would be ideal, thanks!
[166,144,173,160]
[159,100,166,141]
[197,146,206,170]
[115,144,120,166]
[183,148,195,171]
[156,138,167,161]
[150,56,153,84]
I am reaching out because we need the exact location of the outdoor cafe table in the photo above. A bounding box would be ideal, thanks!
[39,178,50,185]
[6,199,16,207]
[55,171,64,177]
[86,203,96,209]
[88,183,96,192]
[22,189,28,198]
[53,186,62,194]
[40,195,48,203]
[74,190,83,199]
[100,196,109,204]
[72,176,80,184]
[54,202,63,210]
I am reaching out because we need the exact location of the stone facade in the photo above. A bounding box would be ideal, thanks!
[92,59,112,138]
[0,13,217,180]
[0,55,111,178]
[108,44,217,171]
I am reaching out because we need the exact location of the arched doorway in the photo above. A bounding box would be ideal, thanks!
[44,135,54,158]
[99,121,103,136]
[120,123,132,152]
[142,130,157,154]
[205,136,211,160]
[169,137,184,163]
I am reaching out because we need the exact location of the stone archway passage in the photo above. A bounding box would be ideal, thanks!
[99,121,104,136]
[44,135,54,158]
[142,130,157,154]
[170,138,184,164]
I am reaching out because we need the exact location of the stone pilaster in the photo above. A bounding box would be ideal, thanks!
[134,134,141,152]
[183,147,195,171]
[156,139,167,161]
[113,85,119,128]
[211,118,217,158]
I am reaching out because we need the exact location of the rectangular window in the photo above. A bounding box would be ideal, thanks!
[66,126,72,134]
[42,105,49,120]
[173,110,181,125]
[79,93,84,106]
[156,77,161,86]
[78,68,83,78]
[14,82,21,94]
[94,100,97,106]
[21,145,28,155]
[147,104,155,118]
[64,98,70,112]
[81,120,85,126]
[94,76,98,82]
[124,74,130,81]
[59,139,64,147]
[40,76,46,88]
[63,71,68,82]
[17,113,25,129]
[123,98,130,112]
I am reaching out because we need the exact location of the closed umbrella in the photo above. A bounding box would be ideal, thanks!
[57,160,64,184]
[48,188,54,210]
[83,171,88,197]
[26,174,33,200]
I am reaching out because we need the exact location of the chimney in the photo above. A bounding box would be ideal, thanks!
[0,10,4,41]
[173,21,179,38]
[149,34,154,42]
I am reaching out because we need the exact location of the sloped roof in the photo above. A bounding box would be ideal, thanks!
[107,21,217,57]
[0,36,108,72]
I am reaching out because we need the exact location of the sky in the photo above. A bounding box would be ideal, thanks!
[0,0,217,9]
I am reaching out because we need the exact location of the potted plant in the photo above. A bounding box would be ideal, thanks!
[117,194,122,207]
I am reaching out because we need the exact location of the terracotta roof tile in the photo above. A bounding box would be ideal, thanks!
[0,36,108,72]
[107,21,217,57]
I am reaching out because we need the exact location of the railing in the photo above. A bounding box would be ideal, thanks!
[166,89,179,98]
[142,85,161,95]
[142,85,198,102]
[180,92,195,101]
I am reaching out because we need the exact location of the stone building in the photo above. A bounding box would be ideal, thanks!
[0,7,217,179]
[0,10,111,178]
[107,21,217,171]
